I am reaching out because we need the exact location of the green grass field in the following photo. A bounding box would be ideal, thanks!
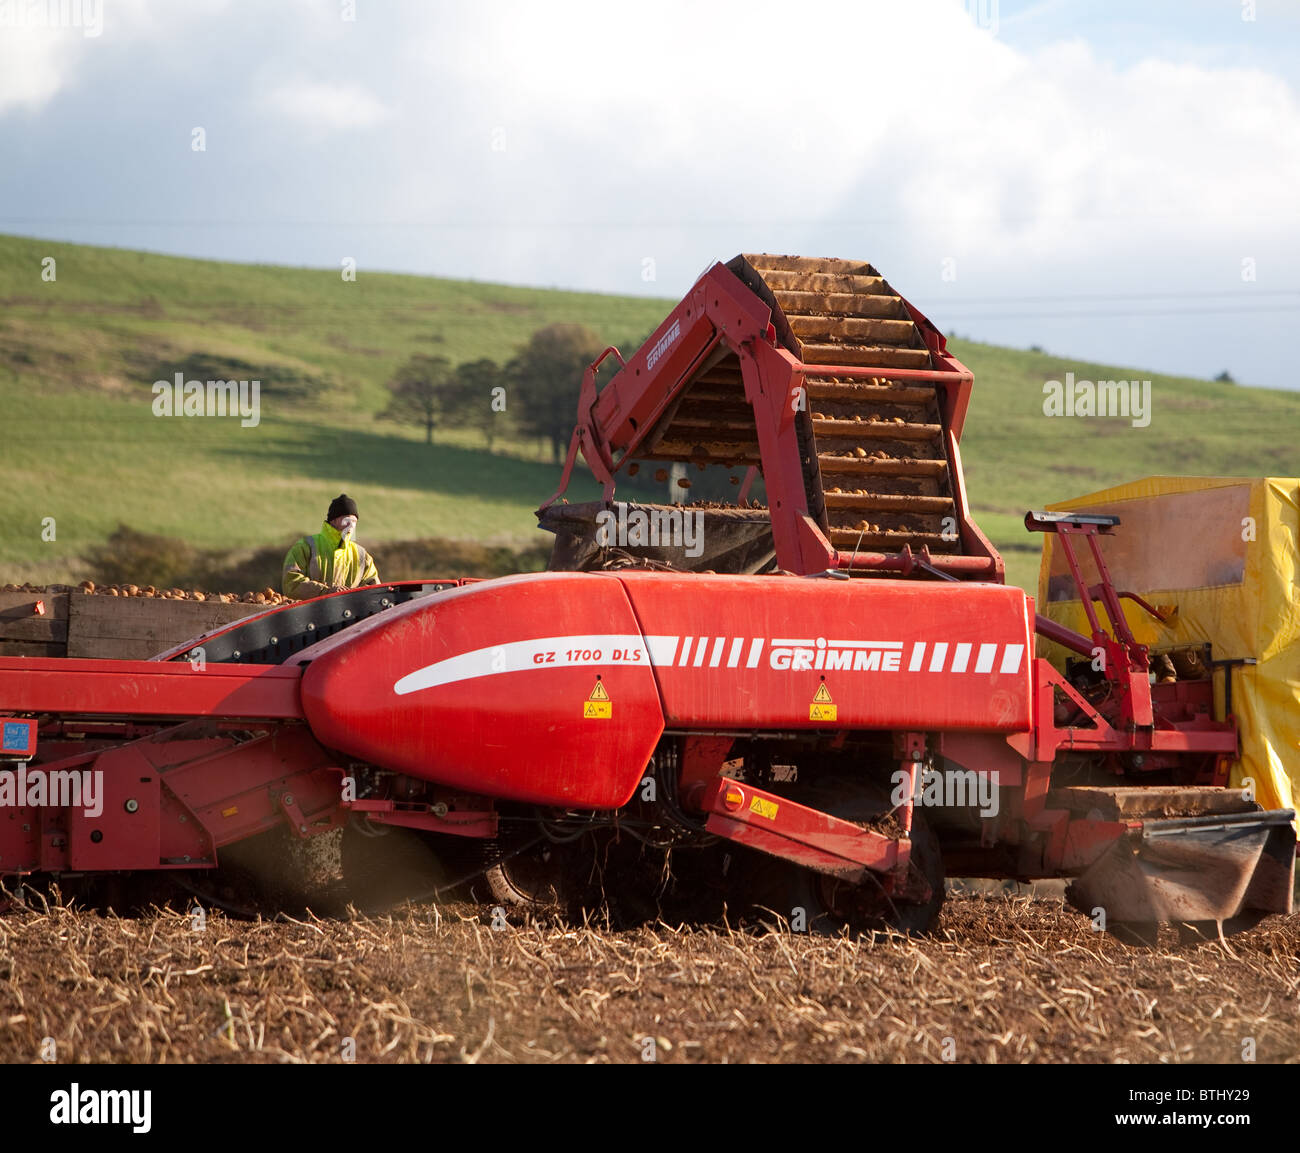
[3,232,1297,592]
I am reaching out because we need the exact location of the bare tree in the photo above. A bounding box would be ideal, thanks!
[508,325,606,462]
[445,358,507,450]
[379,354,454,444]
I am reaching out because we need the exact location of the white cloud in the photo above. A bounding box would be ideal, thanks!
[1,0,1296,384]
[363,0,1294,338]
[0,0,160,114]
[0,25,86,113]
[264,79,392,133]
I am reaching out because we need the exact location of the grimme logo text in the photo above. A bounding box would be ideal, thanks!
[1042,372,1151,428]
[595,502,704,558]
[152,373,261,427]
[645,318,681,370]
[0,767,103,817]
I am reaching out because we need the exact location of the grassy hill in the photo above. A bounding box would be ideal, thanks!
[3,233,1297,593]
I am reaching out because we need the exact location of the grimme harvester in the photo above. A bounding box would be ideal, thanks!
[1,255,1293,942]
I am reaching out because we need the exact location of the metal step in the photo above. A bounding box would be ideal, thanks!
[760,270,889,294]
[828,529,955,551]
[805,378,935,406]
[799,343,933,369]
[817,456,948,479]
[766,290,907,319]
[811,418,942,441]
[787,315,917,343]
[742,253,960,562]
[823,493,954,514]
[743,254,875,274]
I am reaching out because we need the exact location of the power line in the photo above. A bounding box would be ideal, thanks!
[940,304,1300,321]
[934,289,1300,304]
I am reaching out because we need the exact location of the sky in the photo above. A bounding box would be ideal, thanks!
[2,0,1299,388]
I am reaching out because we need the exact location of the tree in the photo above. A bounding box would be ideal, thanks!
[444,358,507,450]
[508,324,607,463]
[379,354,454,444]
[1214,370,1236,384]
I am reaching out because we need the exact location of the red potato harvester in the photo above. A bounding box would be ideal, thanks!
[1,255,1292,942]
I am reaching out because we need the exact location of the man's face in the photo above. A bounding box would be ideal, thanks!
[333,515,358,539]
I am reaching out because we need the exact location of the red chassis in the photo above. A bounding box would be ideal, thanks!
[0,543,1290,930]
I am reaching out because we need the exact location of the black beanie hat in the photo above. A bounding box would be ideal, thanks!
[327,494,358,521]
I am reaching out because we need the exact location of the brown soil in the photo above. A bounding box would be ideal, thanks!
[1,893,1296,1064]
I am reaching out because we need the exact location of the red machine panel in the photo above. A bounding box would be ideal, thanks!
[298,574,667,809]
[616,572,1033,732]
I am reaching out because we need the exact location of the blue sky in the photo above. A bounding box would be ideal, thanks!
[2,0,1298,388]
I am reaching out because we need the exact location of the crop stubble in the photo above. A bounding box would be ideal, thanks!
[0,894,1296,1064]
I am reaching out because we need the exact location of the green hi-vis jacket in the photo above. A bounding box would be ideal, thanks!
[282,521,380,599]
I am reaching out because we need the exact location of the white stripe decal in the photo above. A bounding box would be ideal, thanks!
[828,640,905,649]
[645,635,678,665]
[951,643,971,673]
[394,632,1028,696]
[395,634,647,696]
[1000,644,1025,674]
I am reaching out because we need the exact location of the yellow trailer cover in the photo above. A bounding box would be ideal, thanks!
[1038,476,1299,817]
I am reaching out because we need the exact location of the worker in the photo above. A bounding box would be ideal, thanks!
[282,494,380,599]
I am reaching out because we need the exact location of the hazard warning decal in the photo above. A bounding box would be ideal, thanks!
[809,682,837,722]
[749,796,779,820]
[584,680,611,719]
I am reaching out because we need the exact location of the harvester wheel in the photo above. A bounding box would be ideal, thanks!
[814,814,945,936]
[485,840,571,909]
[748,785,945,937]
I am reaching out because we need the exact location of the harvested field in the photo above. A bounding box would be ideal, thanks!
[1,892,1296,1064]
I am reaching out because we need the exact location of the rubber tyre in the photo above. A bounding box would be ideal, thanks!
[748,802,945,937]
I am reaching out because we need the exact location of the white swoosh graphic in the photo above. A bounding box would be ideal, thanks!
[394,633,664,696]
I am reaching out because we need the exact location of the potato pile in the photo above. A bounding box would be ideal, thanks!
[1,582,292,606]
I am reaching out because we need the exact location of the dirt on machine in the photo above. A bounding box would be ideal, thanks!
[0,254,1294,944]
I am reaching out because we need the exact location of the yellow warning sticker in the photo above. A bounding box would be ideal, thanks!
[809,683,837,722]
[584,681,612,719]
[749,796,779,820]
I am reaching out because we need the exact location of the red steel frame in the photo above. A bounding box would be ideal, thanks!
[0,658,303,720]
[0,647,497,875]
[541,261,1001,580]
[0,497,1249,889]
[0,270,1278,905]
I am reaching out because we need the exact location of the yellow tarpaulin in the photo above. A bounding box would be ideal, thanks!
[1037,476,1300,817]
